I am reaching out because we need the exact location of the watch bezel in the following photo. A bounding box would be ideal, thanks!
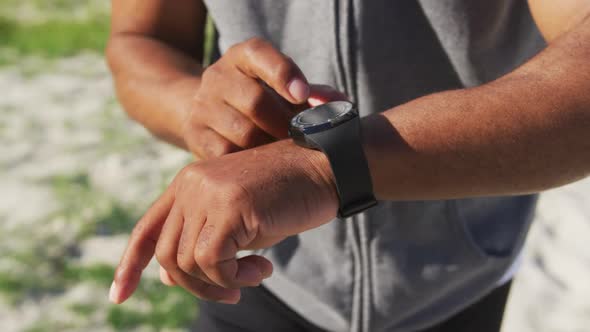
[289,101,358,136]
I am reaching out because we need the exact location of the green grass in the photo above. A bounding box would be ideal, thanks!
[0,2,203,329]
[0,171,200,329]
[31,0,90,11]
[0,15,109,65]
[63,264,199,330]
[108,279,199,330]
[1,258,199,330]
[0,0,108,16]
[63,264,116,285]
[203,15,216,66]
[45,172,140,237]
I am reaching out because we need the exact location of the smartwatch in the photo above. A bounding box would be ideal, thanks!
[289,101,377,218]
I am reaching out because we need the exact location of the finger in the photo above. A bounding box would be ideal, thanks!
[201,100,275,148]
[194,217,273,289]
[169,267,242,304]
[222,72,292,138]
[238,255,274,279]
[110,177,178,304]
[242,235,288,250]
[290,84,351,115]
[154,203,185,280]
[184,126,241,159]
[160,266,177,286]
[229,37,309,104]
[177,212,217,285]
[307,84,351,107]
[156,205,240,302]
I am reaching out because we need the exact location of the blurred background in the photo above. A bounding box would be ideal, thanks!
[0,1,588,331]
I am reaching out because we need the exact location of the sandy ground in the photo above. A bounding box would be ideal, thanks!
[0,55,191,332]
[0,55,589,332]
[502,179,590,332]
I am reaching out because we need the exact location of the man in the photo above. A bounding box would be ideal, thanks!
[106,1,590,331]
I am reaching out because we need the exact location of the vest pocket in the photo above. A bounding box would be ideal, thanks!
[368,200,504,329]
[446,195,537,259]
[446,199,503,261]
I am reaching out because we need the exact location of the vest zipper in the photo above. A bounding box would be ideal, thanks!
[334,1,371,331]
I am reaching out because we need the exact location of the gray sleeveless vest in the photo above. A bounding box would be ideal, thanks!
[203,1,545,331]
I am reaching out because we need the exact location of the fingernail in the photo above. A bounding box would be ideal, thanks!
[261,264,273,279]
[308,97,323,107]
[262,269,273,279]
[287,78,310,103]
[109,281,119,304]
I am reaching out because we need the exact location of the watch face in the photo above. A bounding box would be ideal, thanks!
[290,101,357,134]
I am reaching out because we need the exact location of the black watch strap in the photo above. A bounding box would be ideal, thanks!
[307,117,377,218]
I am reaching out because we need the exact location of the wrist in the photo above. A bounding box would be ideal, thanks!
[281,140,339,216]
[360,114,386,200]
[171,75,202,121]
[288,101,377,217]
[169,76,202,148]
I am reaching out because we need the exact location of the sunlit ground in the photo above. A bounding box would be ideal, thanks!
[0,1,589,331]
[0,1,197,331]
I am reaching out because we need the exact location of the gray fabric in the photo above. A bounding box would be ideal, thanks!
[203,1,545,331]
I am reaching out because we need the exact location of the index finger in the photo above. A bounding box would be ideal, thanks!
[109,178,177,304]
[229,37,310,104]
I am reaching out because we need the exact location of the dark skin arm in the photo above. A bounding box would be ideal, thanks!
[365,1,590,200]
[107,0,207,149]
[110,0,590,304]
[107,0,347,301]
[107,0,346,159]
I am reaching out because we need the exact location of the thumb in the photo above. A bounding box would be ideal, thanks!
[307,84,350,107]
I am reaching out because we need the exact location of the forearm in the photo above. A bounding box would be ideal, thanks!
[106,34,203,149]
[365,15,590,200]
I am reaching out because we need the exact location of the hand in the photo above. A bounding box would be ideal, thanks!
[109,140,339,304]
[182,37,348,159]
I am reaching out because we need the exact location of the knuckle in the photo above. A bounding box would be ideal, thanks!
[194,247,215,270]
[245,36,265,45]
[179,164,201,182]
[201,135,233,158]
[220,182,251,208]
[177,256,197,275]
[227,182,249,202]
[233,212,259,248]
[236,121,259,147]
[202,64,223,82]
[242,88,266,116]
[193,224,221,268]
[155,245,177,270]
[243,37,268,56]
[198,173,221,198]
[251,86,267,103]
[214,139,236,157]
[226,42,241,56]
[271,60,294,84]
[202,142,219,159]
